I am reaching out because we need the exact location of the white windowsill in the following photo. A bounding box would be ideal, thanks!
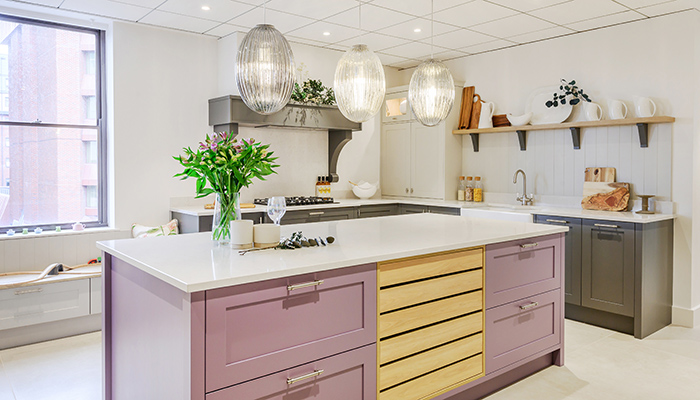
[0,226,118,241]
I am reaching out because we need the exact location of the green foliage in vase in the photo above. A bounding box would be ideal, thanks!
[546,79,591,108]
[173,132,279,241]
[291,79,336,106]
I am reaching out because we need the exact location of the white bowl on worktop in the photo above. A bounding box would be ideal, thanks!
[352,182,378,199]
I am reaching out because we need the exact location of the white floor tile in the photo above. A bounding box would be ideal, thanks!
[0,358,15,400]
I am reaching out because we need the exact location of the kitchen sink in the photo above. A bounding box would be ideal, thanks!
[460,203,542,223]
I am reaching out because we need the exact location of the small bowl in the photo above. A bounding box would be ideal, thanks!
[352,184,378,199]
[507,112,532,126]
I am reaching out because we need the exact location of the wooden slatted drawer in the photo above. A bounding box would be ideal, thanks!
[380,333,482,391]
[379,354,483,400]
[380,312,482,365]
[380,269,482,313]
[379,248,483,287]
[380,291,482,338]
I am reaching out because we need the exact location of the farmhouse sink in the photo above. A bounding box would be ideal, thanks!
[460,203,543,223]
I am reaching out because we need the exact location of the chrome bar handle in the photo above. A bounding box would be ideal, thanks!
[308,211,325,216]
[520,301,539,310]
[15,288,43,295]
[546,219,569,224]
[594,223,619,229]
[287,369,324,385]
[520,243,538,249]
[287,280,324,291]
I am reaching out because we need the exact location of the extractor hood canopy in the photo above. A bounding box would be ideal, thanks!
[208,95,362,183]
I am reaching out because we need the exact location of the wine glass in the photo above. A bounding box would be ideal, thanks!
[267,196,287,226]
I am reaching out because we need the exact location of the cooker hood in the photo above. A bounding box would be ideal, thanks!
[208,95,362,183]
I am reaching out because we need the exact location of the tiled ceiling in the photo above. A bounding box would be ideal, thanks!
[8,0,700,68]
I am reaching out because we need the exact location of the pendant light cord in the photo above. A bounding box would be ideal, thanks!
[264,0,267,24]
[359,0,363,43]
[430,0,434,59]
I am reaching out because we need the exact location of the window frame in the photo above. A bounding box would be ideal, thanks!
[0,14,107,233]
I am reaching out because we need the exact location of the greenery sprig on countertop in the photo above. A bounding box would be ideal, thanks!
[546,79,591,108]
[291,79,336,106]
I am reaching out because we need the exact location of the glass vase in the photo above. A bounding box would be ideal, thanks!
[212,192,241,245]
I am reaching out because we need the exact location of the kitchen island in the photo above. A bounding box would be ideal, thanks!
[98,213,568,400]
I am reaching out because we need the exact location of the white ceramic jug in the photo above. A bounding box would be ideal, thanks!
[478,102,495,129]
[582,102,603,121]
[635,97,656,118]
[609,100,628,120]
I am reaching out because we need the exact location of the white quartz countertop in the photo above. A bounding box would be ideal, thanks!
[97,214,567,293]
[170,198,674,224]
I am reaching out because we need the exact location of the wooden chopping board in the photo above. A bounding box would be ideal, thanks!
[458,86,475,130]
[585,167,616,182]
[468,94,483,129]
[582,182,630,211]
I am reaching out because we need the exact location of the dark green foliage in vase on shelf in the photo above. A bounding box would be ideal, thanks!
[546,79,591,108]
[291,79,336,106]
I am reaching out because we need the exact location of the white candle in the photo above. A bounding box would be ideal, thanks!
[254,224,280,248]
[230,220,253,250]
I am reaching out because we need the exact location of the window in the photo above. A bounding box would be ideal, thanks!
[0,15,106,230]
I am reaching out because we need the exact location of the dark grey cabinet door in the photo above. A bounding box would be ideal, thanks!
[582,219,635,317]
[358,204,399,218]
[268,207,358,225]
[428,206,461,216]
[534,215,582,306]
[399,204,428,214]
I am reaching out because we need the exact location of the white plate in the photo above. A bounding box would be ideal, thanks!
[525,86,573,125]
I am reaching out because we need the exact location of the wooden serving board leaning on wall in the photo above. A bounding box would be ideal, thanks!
[581,182,630,211]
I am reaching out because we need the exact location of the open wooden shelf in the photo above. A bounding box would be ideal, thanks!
[452,116,675,152]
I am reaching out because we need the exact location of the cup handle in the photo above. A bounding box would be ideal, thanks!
[621,102,628,118]
[595,103,603,121]
[650,99,656,117]
[487,102,495,118]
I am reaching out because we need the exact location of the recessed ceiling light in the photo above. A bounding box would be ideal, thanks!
[201,5,210,11]
[414,28,421,33]
[323,31,331,36]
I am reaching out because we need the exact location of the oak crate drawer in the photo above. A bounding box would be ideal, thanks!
[380,354,483,400]
[0,279,90,330]
[485,289,561,374]
[207,344,376,400]
[379,248,482,288]
[485,234,562,308]
[205,264,376,392]
[380,269,482,313]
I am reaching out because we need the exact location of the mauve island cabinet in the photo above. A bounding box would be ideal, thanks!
[97,214,567,400]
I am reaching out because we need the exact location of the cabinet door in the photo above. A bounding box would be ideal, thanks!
[398,204,428,214]
[381,123,411,197]
[534,215,582,306]
[383,91,410,123]
[582,220,635,317]
[410,122,443,199]
[358,204,398,218]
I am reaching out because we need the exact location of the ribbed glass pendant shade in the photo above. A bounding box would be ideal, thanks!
[408,59,455,127]
[334,44,386,123]
[236,24,295,115]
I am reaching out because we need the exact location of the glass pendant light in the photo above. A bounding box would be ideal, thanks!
[236,4,295,115]
[408,0,455,127]
[334,1,386,123]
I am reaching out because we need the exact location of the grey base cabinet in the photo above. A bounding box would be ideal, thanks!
[172,211,265,234]
[358,204,399,218]
[535,215,673,339]
[267,207,358,225]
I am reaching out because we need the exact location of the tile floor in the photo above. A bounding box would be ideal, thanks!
[0,320,699,399]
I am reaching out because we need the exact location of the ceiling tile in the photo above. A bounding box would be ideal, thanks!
[432,0,519,28]
[376,18,460,41]
[567,10,646,31]
[111,0,167,8]
[157,0,254,23]
[20,0,63,6]
[614,0,676,9]
[433,49,468,60]
[286,21,362,44]
[421,28,495,48]
[204,23,246,38]
[635,0,699,16]
[507,26,574,43]
[236,0,269,5]
[432,0,476,14]
[459,38,514,54]
[471,13,556,38]
[324,4,414,31]
[375,52,411,66]
[286,35,328,47]
[382,41,448,59]
[370,0,433,16]
[265,0,358,20]
[59,0,152,21]
[529,0,629,25]
[335,32,412,52]
[484,0,573,12]
[227,8,314,34]
[139,10,220,33]
[393,59,422,69]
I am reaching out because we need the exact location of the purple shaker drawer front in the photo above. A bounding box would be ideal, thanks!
[485,289,561,374]
[485,234,561,308]
[206,344,377,400]
[205,264,377,392]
